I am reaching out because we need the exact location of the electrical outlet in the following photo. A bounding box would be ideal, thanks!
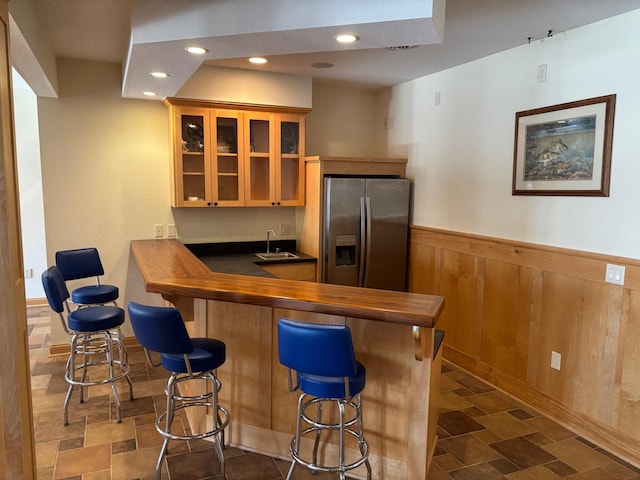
[167,224,176,238]
[605,263,625,285]
[154,224,163,238]
[551,351,562,371]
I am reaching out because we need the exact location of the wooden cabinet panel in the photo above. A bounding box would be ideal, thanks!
[276,114,305,206]
[166,99,308,208]
[212,109,244,206]
[205,301,273,428]
[171,107,211,206]
[259,262,316,281]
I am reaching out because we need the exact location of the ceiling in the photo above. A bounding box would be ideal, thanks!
[12,0,640,100]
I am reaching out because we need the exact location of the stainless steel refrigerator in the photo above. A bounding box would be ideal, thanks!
[322,177,411,291]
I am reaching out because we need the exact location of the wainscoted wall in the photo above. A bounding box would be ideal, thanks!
[408,225,640,467]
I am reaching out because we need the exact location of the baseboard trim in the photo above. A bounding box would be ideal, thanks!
[26,298,47,307]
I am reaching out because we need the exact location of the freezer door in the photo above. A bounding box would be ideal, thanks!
[323,177,365,286]
[363,178,410,291]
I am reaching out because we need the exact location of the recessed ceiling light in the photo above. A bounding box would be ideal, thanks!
[150,71,169,78]
[185,46,208,55]
[249,57,267,64]
[335,34,359,44]
[142,91,157,96]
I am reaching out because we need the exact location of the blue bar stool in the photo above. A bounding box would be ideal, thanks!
[277,319,372,480]
[55,247,119,307]
[127,302,230,480]
[41,266,133,426]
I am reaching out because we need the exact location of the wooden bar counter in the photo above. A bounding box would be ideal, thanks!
[131,239,445,479]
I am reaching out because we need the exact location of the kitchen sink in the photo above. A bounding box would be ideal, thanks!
[255,252,299,261]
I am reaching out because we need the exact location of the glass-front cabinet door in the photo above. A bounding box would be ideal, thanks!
[174,107,211,207]
[244,112,275,206]
[167,99,309,208]
[212,110,244,206]
[276,114,305,206]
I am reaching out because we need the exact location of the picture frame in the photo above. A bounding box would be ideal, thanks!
[512,94,616,196]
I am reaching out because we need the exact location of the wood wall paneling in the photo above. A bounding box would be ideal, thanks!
[439,250,482,359]
[481,260,534,383]
[612,289,640,438]
[409,225,640,467]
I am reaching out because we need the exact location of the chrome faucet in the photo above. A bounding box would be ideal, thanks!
[266,229,276,253]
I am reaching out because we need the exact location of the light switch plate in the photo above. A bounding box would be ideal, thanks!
[605,264,625,285]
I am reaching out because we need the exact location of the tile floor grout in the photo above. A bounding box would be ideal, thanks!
[27,304,640,480]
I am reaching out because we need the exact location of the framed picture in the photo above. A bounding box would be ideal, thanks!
[512,94,616,196]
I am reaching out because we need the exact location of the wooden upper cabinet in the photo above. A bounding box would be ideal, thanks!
[276,114,305,206]
[244,111,274,206]
[171,106,212,207]
[165,98,309,208]
[212,109,244,206]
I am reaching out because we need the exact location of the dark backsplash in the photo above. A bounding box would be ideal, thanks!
[185,240,297,257]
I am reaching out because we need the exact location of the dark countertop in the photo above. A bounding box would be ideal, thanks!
[185,240,316,278]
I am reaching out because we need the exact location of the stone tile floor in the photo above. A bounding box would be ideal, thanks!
[28,304,640,479]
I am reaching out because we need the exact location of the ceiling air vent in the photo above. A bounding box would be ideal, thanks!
[385,45,417,51]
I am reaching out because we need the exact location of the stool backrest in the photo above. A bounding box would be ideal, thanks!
[56,248,105,281]
[278,319,357,377]
[127,302,194,355]
[42,266,71,314]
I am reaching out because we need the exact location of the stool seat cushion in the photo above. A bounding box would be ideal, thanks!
[160,337,226,374]
[67,305,125,332]
[71,285,119,305]
[298,361,366,399]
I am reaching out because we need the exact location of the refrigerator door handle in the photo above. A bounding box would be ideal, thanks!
[358,196,366,287]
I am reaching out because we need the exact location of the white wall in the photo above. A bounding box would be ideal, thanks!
[38,59,174,343]
[306,79,378,157]
[37,58,304,343]
[178,65,312,109]
[376,9,640,259]
[13,70,46,298]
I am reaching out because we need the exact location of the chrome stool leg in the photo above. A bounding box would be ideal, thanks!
[63,329,133,426]
[154,371,230,479]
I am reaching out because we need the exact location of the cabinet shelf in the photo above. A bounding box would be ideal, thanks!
[183,172,205,176]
